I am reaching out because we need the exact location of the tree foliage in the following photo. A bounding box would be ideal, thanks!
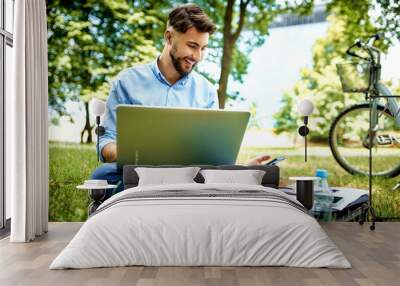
[273,0,399,140]
[47,0,162,142]
[47,0,316,141]
[140,0,315,108]
[192,0,314,108]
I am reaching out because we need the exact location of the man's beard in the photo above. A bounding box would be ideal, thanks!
[169,48,197,77]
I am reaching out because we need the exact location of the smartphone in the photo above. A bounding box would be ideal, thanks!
[265,156,286,166]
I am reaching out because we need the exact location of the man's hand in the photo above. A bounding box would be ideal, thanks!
[102,142,117,163]
[246,154,271,166]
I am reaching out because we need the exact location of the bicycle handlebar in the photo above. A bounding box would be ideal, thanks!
[346,41,365,59]
[346,33,383,64]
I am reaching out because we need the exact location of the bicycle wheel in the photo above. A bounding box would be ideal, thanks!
[329,103,400,177]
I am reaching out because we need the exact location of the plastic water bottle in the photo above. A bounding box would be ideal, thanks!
[314,169,334,221]
[315,169,330,193]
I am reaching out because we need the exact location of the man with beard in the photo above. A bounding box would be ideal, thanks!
[91,4,271,198]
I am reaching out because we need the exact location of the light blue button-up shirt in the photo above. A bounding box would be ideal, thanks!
[99,58,219,161]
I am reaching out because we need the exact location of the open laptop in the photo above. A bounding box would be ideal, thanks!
[116,105,250,166]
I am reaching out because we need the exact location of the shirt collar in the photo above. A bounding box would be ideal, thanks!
[151,56,191,87]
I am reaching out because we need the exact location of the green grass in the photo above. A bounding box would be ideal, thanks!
[49,142,400,221]
[49,142,98,221]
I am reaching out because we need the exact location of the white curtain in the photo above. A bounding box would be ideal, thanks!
[8,0,49,242]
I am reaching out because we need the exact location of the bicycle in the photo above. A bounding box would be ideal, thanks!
[328,33,400,178]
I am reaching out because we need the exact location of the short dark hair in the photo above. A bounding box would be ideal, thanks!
[167,4,216,34]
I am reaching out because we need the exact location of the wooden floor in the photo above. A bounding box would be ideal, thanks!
[0,222,399,286]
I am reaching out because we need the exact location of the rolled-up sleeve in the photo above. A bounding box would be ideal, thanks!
[206,88,219,109]
[98,80,123,162]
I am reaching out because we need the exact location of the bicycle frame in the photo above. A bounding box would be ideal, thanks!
[374,83,400,127]
[330,33,400,181]
[361,37,400,130]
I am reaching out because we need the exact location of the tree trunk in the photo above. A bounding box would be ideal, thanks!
[217,0,235,109]
[217,39,234,109]
[217,0,248,109]
[80,101,93,144]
